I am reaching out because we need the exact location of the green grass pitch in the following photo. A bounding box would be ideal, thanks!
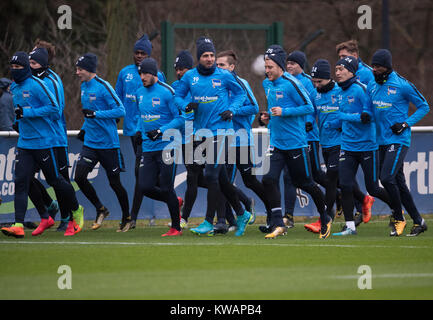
[1,216,432,300]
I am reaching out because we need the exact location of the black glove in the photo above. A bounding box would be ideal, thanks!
[146,129,162,141]
[305,121,313,132]
[185,102,199,113]
[12,122,19,133]
[134,131,143,145]
[82,109,96,118]
[219,110,233,121]
[337,127,342,132]
[391,122,409,135]
[15,105,23,120]
[77,129,85,141]
[360,112,371,124]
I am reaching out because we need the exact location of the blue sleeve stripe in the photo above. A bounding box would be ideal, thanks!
[354,81,367,92]
[282,75,308,104]
[94,77,121,106]
[45,75,60,106]
[408,82,426,102]
[32,76,56,106]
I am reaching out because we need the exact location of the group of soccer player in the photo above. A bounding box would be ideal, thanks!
[1,35,429,239]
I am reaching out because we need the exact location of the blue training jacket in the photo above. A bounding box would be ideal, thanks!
[174,66,246,137]
[136,80,185,152]
[264,73,314,150]
[313,81,342,148]
[367,71,430,147]
[294,72,319,142]
[115,64,166,136]
[230,73,259,147]
[80,76,125,149]
[356,59,374,86]
[11,76,60,149]
[329,78,377,152]
[40,71,67,148]
[172,79,194,145]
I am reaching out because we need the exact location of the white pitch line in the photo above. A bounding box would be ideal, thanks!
[333,273,433,279]
[0,240,431,249]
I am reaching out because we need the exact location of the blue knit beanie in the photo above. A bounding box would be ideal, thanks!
[29,48,49,68]
[138,57,158,76]
[371,49,392,69]
[134,34,152,56]
[287,50,306,69]
[196,37,216,60]
[336,56,358,75]
[311,59,331,79]
[264,45,287,71]
[76,53,97,73]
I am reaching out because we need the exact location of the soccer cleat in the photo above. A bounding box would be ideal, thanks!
[362,195,374,223]
[64,221,80,236]
[56,219,69,232]
[130,220,136,229]
[72,205,84,231]
[180,218,188,229]
[304,219,321,233]
[228,225,237,232]
[190,220,214,235]
[258,225,272,233]
[333,225,357,236]
[354,212,363,227]
[264,226,287,239]
[92,206,109,230]
[213,222,229,235]
[162,227,182,237]
[248,198,256,225]
[390,219,406,236]
[235,211,252,236]
[283,214,294,228]
[117,217,132,232]
[31,216,55,236]
[319,219,332,239]
[47,200,59,219]
[1,223,25,238]
[406,220,427,237]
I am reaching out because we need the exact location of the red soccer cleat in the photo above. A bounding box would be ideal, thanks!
[304,218,321,233]
[162,228,182,237]
[32,216,55,236]
[64,221,80,236]
[362,195,374,223]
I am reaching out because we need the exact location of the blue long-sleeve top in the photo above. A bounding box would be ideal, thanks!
[10,76,60,149]
[264,73,314,150]
[356,59,374,86]
[294,72,319,142]
[115,64,166,136]
[230,73,259,147]
[329,79,377,152]
[367,71,430,147]
[313,81,342,148]
[136,80,185,152]
[80,76,125,149]
[172,79,194,145]
[174,66,246,137]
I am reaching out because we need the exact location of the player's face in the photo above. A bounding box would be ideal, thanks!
[29,59,42,70]
[175,67,189,80]
[199,52,215,69]
[335,65,353,83]
[10,64,24,70]
[76,67,92,82]
[338,49,358,60]
[372,65,388,76]
[216,56,234,72]
[265,58,283,81]
[134,50,148,66]
[286,61,302,76]
[140,72,155,87]
[312,78,331,89]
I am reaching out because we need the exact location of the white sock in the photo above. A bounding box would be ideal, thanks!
[346,221,356,231]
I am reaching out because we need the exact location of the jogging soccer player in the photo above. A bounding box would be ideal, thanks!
[329,56,392,236]
[368,49,429,236]
[304,59,372,234]
[74,53,131,232]
[283,50,328,228]
[261,45,331,239]
[27,47,73,234]
[336,40,374,86]
[135,57,185,236]
[1,52,83,238]
[174,37,252,237]
[116,34,166,228]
